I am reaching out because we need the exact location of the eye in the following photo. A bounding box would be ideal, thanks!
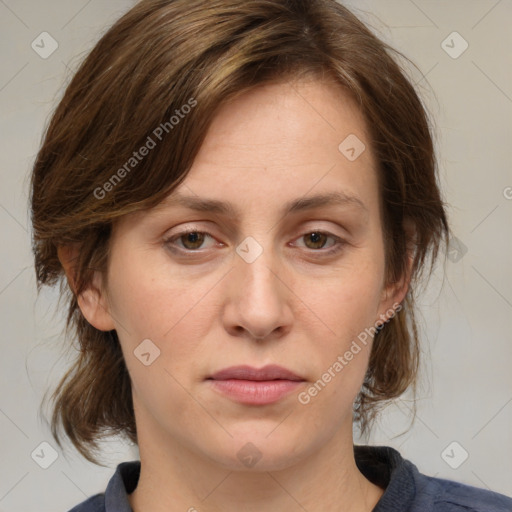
[163,229,346,256]
[164,230,216,251]
[293,230,345,255]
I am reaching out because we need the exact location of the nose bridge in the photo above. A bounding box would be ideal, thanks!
[227,230,292,338]
[235,232,282,301]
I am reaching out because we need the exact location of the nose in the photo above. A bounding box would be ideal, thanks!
[223,239,293,342]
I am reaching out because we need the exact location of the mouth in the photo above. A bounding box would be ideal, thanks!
[206,364,306,405]
[208,364,304,381]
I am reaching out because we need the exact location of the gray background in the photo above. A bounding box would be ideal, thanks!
[1,0,511,510]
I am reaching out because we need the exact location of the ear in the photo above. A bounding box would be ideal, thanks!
[376,218,416,324]
[57,244,116,332]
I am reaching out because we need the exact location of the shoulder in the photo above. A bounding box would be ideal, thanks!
[66,493,105,512]
[64,459,139,512]
[415,472,512,511]
[354,445,512,512]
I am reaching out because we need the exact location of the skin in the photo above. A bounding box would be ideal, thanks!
[60,77,410,511]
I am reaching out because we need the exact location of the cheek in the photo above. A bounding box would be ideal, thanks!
[107,246,205,337]
[109,260,211,428]
[298,251,384,397]
[106,249,223,390]
[310,256,385,338]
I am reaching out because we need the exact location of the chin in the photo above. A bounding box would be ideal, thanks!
[201,428,318,473]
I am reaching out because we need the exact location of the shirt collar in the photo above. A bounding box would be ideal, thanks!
[354,445,417,510]
[104,460,140,511]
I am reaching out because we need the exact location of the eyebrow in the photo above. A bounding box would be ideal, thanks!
[157,191,368,218]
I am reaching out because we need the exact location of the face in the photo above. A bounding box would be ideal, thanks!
[79,78,406,471]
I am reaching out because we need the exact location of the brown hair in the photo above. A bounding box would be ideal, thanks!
[30,0,449,465]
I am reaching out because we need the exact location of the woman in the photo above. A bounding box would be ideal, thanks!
[29,0,512,510]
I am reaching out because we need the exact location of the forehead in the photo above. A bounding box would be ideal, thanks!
[194,78,372,164]
[159,79,379,213]
[156,189,369,221]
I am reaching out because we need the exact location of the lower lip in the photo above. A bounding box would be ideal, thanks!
[208,379,304,405]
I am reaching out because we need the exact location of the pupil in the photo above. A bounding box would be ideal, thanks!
[308,232,324,248]
[183,232,203,249]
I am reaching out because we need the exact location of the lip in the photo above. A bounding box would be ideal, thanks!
[207,364,305,405]
[209,364,303,381]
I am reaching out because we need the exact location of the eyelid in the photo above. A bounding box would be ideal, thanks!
[306,231,347,256]
[163,228,218,252]
[163,225,347,256]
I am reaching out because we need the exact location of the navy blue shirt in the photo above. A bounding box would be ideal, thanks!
[68,445,512,511]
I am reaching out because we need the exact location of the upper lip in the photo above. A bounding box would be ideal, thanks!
[208,364,304,381]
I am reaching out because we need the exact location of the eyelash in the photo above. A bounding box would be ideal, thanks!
[163,229,346,257]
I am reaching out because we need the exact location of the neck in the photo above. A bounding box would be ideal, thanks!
[129,416,384,512]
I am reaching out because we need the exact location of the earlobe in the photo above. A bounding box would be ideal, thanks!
[377,218,416,323]
[57,244,116,332]
[76,277,117,332]
[378,278,408,325]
